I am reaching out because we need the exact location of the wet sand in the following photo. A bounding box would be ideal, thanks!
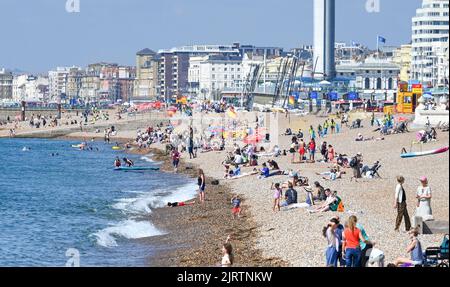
[137,149,286,267]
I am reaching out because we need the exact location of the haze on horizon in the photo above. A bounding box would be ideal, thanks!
[0,0,421,73]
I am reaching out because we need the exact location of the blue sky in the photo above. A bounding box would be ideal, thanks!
[0,0,421,73]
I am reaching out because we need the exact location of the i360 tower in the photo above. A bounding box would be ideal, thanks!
[313,0,336,80]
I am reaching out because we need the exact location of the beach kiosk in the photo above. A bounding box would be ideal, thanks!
[385,82,423,114]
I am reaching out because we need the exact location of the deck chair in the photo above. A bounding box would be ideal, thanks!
[372,164,382,178]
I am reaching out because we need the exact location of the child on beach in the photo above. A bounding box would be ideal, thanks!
[231,195,242,219]
[271,183,283,212]
[258,163,270,179]
[167,201,196,207]
[171,148,181,172]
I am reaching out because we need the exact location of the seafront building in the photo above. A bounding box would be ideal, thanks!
[392,44,413,82]
[157,45,240,102]
[12,74,49,103]
[188,55,244,100]
[48,67,71,103]
[135,48,159,101]
[0,69,13,100]
[411,0,449,87]
[336,57,400,99]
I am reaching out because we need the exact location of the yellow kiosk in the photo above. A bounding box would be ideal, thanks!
[384,82,423,114]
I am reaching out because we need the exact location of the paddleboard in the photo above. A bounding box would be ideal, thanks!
[114,166,160,171]
[72,144,85,148]
[401,147,449,158]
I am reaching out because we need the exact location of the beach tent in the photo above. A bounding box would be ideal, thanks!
[319,80,331,86]
[243,134,264,144]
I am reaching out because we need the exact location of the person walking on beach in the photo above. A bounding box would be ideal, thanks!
[271,183,283,212]
[394,176,411,232]
[198,169,206,203]
[231,195,242,219]
[342,215,373,267]
[171,148,181,172]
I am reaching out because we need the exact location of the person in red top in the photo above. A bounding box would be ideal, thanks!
[328,145,335,163]
[308,139,316,161]
[342,215,373,267]
[171,148,181,172]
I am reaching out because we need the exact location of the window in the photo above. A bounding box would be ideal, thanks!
[364,78,370,89]
[388,78,393,90]
[376,78,382,89]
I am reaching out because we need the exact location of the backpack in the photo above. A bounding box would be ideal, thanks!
[349,157,357,168]
[337,201,345,212]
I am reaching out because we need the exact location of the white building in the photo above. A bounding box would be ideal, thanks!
[189,55,244,100]
[411,0,449,87]
[48,67,71,102]
[336,57,400,99]
[13,75,49,102]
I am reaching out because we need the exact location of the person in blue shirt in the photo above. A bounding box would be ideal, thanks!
[357,222,373,267]
[259,163,270,179]
[281,183,298,207]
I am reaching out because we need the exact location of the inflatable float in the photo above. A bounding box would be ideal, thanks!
[71,144,85,148]
[112,146,124,151]
[114,166,160,171]
[401,147,449,159]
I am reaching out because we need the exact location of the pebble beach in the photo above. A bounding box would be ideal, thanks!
[1,109,448,267]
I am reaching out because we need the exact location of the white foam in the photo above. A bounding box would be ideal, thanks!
[92,220,164,248]
[112,182,198,215]
[140,155,163,165]
[140,155,154,163]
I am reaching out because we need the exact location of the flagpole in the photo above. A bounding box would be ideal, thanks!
[376,35,379,58]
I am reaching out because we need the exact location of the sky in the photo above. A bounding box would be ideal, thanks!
[0,0,422,73]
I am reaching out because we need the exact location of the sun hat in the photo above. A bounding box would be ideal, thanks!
[419,176,428,182]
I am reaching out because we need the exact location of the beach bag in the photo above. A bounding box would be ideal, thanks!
[441,235,449,257]
[337,201,345,213]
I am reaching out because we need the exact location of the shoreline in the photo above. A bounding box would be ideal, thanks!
[141,148,286,267]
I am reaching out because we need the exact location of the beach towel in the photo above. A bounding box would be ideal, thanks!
[228,171,258,180]
[283,203,311,210]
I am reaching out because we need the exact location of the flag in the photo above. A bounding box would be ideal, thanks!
[377,36,386,44]
[289,96,295,106]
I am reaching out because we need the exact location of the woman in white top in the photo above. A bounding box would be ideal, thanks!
[415,176,433,221]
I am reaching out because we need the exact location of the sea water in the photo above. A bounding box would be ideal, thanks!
[0,138,197,266]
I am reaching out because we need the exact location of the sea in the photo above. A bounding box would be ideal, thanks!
[0,138,197,267]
